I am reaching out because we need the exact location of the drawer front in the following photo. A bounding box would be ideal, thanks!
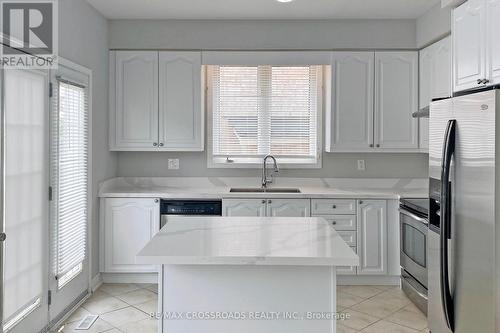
[316,215,356,231]
[337,231,357,246]
[337,246,357,275]
[311,199,356,215]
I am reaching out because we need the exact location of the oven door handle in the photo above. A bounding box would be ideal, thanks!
[399,208,428,225]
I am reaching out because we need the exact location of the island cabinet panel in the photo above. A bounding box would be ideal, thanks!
[101,198,160,273]
[266,199,310,217]
[357,200,388,275]
[223,199,310,217]
[222,199,267,217]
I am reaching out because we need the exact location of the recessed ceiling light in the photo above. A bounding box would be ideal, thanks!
[276,0,294,3]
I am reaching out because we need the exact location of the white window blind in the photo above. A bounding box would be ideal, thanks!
[51,78,89,289]
[209,65,321,166]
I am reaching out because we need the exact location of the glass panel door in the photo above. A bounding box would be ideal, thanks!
[2,69,50,333]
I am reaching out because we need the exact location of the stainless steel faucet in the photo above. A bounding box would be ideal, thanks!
[261,155,279,188]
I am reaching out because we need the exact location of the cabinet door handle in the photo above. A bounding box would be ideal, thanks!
[369,144,374,148]
[154,199,159,203]
[332,205,337,209]
[159,143,164,147]
[268,200,272,204]
[478,79,483,84]
[153,142,158,147]
[359,200,363,204]
[483,79,490,84]
[331,221,337,225]
[262,200,266,204]
[376,144,380,148]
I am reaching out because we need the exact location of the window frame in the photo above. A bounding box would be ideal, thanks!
[206,65,323,169]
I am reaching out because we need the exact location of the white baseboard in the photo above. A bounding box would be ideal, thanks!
[91,273,103,292]
[337,275,401,286]
[101,272,158,284]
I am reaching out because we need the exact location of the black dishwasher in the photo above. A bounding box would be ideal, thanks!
[160,200,222,228]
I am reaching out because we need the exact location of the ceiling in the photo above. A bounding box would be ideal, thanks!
[86,0,441,20]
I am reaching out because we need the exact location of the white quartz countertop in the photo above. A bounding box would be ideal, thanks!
[137,216,359,266]
[99,177,428,199]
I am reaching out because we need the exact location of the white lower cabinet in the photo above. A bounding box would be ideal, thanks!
[357,200,388,275]
[222,199,267,217]
[223,198,310,217]
[337,247,358,275]
[267,199,310,217]
[101,198,160,273]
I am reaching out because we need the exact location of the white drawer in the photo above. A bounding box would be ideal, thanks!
[311,199,356,215]
[317,215,356,231]
[337,246,357,275]
[337,231,356,246]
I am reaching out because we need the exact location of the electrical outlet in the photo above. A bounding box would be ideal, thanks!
[357,160,366,171]
[168,159,180,170]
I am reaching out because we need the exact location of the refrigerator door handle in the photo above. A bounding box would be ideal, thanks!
[440,119,456,332]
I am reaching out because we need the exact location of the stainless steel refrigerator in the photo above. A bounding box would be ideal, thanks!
[428,88,497,333]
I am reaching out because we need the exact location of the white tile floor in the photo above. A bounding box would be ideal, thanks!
[56,284,428,333]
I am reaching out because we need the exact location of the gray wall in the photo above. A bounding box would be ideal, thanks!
[110,18,428,180]
[109,19,417,49]
[117,152,429,179]
[59,0,116,279]
[416,3,452,48]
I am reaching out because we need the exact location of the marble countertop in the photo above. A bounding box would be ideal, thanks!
[136,216,359,266]
[98,177,428,199]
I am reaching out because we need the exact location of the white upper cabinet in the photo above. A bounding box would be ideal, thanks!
[326,52,374,151]
[419,36,452,152]
[374,52,419,150]
[453,0,487,91]
[266,199,310,217]
[158,52,204,151]
[357,200,388,275]
[111,51,159,149]
[432,36,452,99]
[110,50,203,151]
[488,0,500,84]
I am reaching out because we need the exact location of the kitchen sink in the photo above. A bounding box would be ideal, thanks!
[230,188,301,193]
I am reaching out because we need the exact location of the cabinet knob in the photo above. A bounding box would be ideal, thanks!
[359,200,363,204]
[153,142,158,147]
[332,221,337,225]
[262,200,266,204]
[154,199,159,203]
[159,143,164,147]
[332,205,337,209]
[369,144,374,148]
[478,79,483,84]
[268,200,272,204]
[483,79,490,84]
[376,144,380,148]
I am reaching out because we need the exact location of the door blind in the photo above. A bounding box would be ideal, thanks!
[51,78,89,287]
[210,65,321,164]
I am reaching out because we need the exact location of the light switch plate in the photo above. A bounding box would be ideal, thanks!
[168,159,180,170]
[357,160,366,171]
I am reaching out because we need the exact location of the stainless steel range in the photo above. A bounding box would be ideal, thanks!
[399,198,428,314]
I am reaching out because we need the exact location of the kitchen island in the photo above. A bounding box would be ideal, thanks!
[137,216,359,333]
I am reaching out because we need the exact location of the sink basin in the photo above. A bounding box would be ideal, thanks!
[230,188,301,193]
